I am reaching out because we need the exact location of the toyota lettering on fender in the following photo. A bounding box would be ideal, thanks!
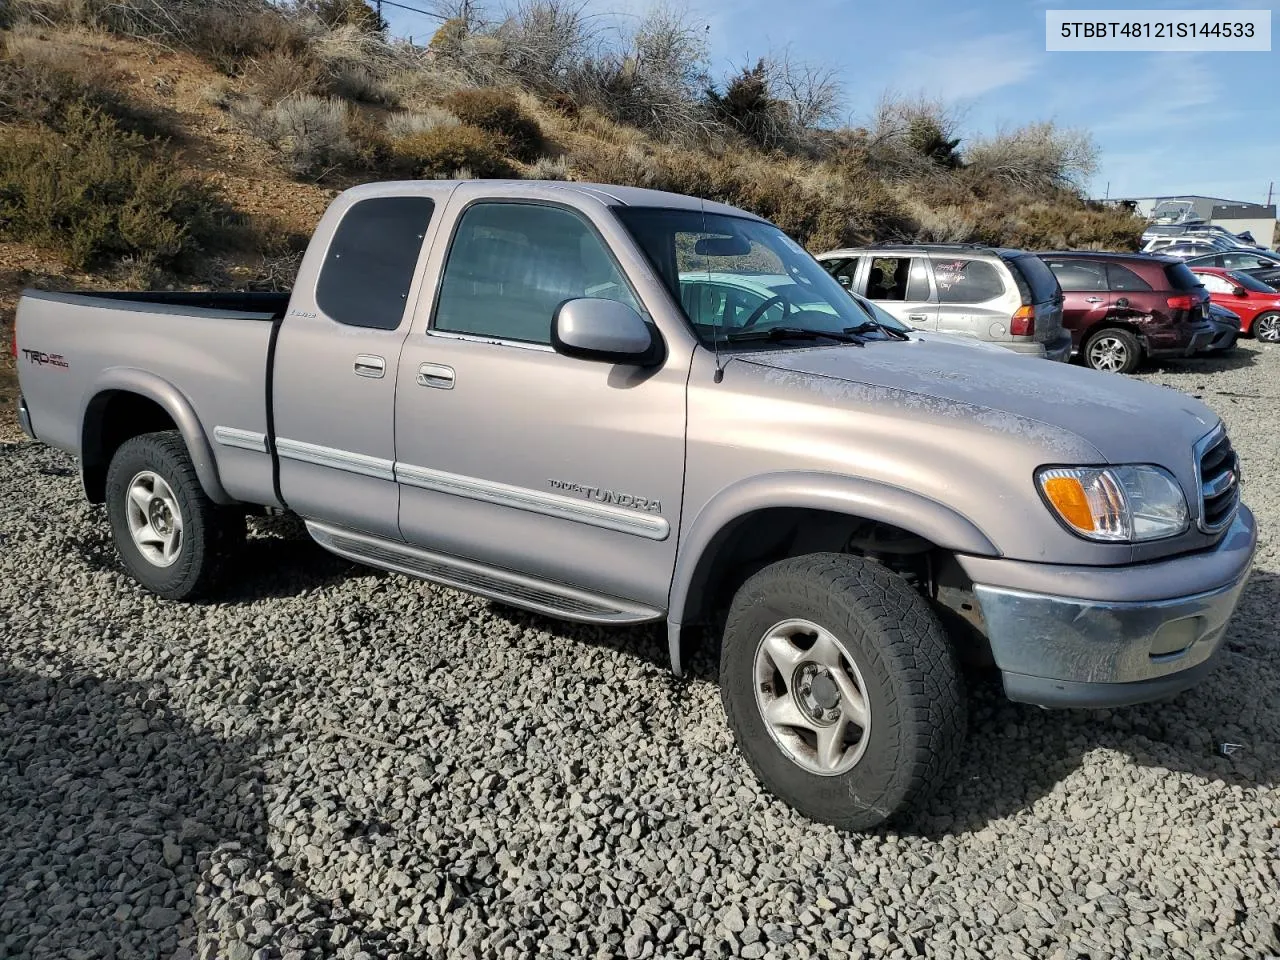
[11,178,1257,832]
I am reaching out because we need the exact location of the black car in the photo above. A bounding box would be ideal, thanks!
[1184,249,1280,291]
[1202,302,1242,353]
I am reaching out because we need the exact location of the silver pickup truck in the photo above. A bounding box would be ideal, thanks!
[15,180,1257,830]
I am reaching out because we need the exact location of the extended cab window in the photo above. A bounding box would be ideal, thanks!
[316,196,435,330]
[434,202,639,345]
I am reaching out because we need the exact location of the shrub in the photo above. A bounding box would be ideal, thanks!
[386,107,459,139]
[300,0,386,33]
[706,60,793,151]
[525,155,570,180]
[246,51,322,102]
[0,103,230,270]
[234,94,353,177]
[965,122,1099,193]
[325,62,397,105]
[390,124,513,179]
[0,32,167,136]
[442,87,542,162]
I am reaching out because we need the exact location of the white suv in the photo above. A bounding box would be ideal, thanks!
[816,243,1072,360]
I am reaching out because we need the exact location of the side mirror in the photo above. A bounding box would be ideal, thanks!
[551,298,663,366]
[1232,286,1247,297]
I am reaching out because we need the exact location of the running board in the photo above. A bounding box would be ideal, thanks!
[305,521,664,625]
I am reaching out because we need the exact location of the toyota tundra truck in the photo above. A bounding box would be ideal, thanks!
[13,180,1257,830]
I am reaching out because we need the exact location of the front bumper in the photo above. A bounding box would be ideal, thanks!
[16,393,35,440]
[963,506,1257,708]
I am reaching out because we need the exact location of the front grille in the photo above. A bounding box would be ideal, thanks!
[1196,429,1240,533]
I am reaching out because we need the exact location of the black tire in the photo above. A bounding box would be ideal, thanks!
[104,431,244,600]
[1083,327,1143,374]
[720,553,966,831]
[1252,311,1280,343]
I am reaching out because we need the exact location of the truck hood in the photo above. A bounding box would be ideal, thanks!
[738,335,1220,467]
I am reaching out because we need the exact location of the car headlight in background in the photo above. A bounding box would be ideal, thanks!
[1037,465,1189,542]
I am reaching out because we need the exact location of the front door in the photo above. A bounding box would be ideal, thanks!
[393,192,689,609]
[272,188,447,539]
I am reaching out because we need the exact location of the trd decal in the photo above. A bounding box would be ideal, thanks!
[21,349,69,369]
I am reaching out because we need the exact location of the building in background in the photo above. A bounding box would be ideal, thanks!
[1100,194,1277,248]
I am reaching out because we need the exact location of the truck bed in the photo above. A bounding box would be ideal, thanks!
[15,289,287,507]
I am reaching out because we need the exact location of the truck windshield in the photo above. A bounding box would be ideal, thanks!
[615,206,894,347]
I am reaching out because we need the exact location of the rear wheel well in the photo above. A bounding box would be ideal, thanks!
[81,391,178,503]
[1084,319,1144,345]
[678,508,976,667]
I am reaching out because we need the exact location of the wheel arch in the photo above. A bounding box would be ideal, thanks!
[664,472,998,675]
[81,368,232,505]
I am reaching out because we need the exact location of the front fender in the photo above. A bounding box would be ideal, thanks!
[665,471,999,674]
[81,367,232,505]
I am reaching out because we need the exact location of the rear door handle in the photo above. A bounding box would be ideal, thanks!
[354,354,385,378]
[1084,297,1105,304]
[908,314,928,322]
[417,363,455,389]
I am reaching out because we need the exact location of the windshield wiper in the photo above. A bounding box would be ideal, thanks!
[722,326,866,346]
[843,320,911,341]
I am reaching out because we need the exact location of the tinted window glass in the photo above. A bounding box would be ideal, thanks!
[867,257,929,301]
[1226,271,1277,293]
[1221,251,1280,270]
[1165,262,1205,291]
[1045,259,1106,292]
[1106,263,1152,292]
[435,202,638,345]
[1009,255,1061,302]
[316,197,435,330]
[931,258,1004,303]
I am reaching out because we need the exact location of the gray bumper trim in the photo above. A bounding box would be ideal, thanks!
[17,394,35,440]
[973,568,1251,696]
[1002,651,1223,709]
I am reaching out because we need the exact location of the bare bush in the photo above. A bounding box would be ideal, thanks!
[859,94,964,178]
[385,107,460,138]
[763,49,842,131]
[964,122,1099,193]
[491,0,595,92]
[234,94,353,176]
[525,154,570,179]
[325,62,397,104]
[246,51,322,102]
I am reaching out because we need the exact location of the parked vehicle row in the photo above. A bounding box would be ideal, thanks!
[14,179,1258,831]
[814,242,1275,372]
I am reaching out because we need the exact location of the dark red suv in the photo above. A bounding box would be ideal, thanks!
[1037,252,1214,373]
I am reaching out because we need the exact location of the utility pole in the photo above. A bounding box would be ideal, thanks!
[1268,181,1274,207]
[1104,181,1110,200]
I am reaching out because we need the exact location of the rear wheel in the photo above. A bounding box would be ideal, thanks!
[1084,327,1142,374]
[719,553,966,830]
[105,431,244,600]
[1253,312,1280,343]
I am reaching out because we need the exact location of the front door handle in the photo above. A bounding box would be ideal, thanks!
[1084,297,1105,304]
[354,354,385,378]
[908,314,928,322]
[417,363,455,389]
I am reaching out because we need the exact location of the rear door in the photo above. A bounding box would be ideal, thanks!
[271,187,449,539]
[1042,257,1110,347]
[862,254,937,329]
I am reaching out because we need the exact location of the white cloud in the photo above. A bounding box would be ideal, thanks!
[894,32,1040,102]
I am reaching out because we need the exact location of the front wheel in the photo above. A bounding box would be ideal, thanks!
[1084,328,1142,374]
[719,553,966,830]
[105,431,244,600]
[1253,312,1280,343]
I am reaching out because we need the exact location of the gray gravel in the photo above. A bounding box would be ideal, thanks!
[2,342,1279,960]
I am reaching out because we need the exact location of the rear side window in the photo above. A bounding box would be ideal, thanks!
[1106,263,1152,292]
[1044,259,1106,292]
[1165,262,1204,291]
[316,196,435,330]
[1008,255,1061,303]
[931,259,1004,303]
[867,257,930,301]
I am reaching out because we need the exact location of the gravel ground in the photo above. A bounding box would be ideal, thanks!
[2,343,1278,960]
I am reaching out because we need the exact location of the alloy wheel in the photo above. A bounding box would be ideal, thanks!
[125,470,184,567]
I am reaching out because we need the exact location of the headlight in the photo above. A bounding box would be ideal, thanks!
[1037,465,1189,542]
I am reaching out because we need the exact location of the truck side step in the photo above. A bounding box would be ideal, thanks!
[305,521,664,625]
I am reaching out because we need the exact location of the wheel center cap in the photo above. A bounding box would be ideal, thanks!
[810,672,840,710]
[149,498,170,534]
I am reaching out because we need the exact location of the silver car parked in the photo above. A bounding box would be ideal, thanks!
[816,243,1072,360]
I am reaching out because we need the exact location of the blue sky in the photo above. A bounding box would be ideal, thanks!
[384,0,1278,204]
